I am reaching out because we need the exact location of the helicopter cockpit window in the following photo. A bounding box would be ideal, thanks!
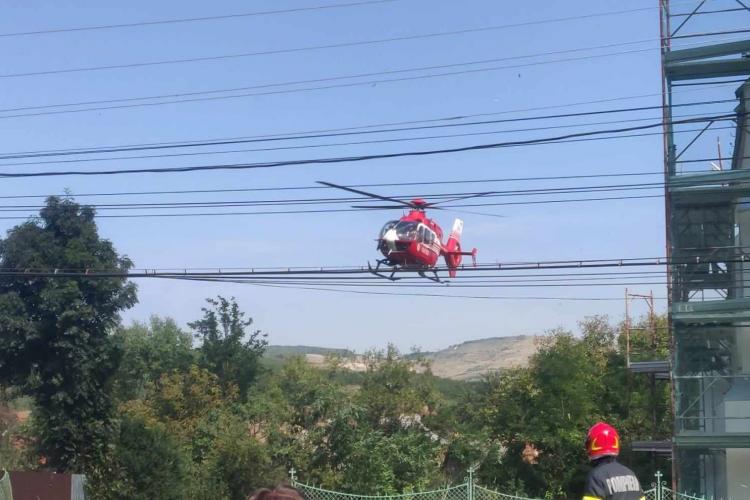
[394,221,418,240]
[379,220,399,238]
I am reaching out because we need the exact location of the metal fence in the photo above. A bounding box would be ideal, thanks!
[643,472,706,500]
[291,470,705,500]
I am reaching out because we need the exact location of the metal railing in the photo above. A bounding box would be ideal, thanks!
[290,469,705,500]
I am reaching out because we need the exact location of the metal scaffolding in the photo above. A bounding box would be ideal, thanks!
[660,0,750,497]
[625,290,672,473]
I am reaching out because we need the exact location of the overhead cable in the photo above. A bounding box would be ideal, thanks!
[169,279,665,301]
[0,99,739,162]
[1,83,739,160]
[0,113,736,178]
[4,0,719,39]
[0,255,717,277]
[0,1,396,38]
[0,110,730,168]
[0,2,714,76]
[2,40,745,119]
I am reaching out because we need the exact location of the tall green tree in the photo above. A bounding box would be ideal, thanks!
[357,345,439,427]
[189,296,267,400]
[113,316,195,401]
[0,196,137,471]
[88,415,190,500]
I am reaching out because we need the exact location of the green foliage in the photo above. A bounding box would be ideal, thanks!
[122,365,231,442]
[198,415,281,500]
[113,316,195,401]
[331,346,445,493]
[0,197,137,472]
[0,407,36,471]
[358,345,439,426]
[339,426,443,494]
[190,296,268,400]
[88,415,189,500]
[465,315,672,498]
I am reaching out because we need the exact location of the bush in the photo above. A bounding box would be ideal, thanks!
[88,415,189,500]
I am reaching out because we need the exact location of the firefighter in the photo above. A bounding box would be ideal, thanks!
[582,422,645,500]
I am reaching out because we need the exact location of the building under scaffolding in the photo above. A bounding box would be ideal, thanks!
[660,1,750,498]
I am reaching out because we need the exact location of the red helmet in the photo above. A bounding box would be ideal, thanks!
[585,422,620,460]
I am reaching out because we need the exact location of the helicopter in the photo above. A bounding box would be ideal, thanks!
[318,181,480,281]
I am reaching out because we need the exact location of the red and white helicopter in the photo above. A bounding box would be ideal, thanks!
[319,181,480,281]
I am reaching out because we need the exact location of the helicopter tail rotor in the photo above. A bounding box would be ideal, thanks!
[443,219,478,278]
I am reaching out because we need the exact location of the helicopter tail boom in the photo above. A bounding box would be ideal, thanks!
[442,219,477,278]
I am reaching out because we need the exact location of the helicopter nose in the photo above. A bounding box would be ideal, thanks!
[383,229,398,253]
[383,229,398,242]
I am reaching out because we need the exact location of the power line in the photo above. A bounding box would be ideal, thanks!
[0,177,717,210]
[5,31,744,117]
[0,259,671,277]
[152,278,672,302]
[170,278,672,288]
[0,254,730,278]
[2,30,743,91]
[2,39,745,119]
[0,2,708,77]
[1,81,738,160]
[0,110,728,168]
[3,13,741,82]
[0,38,663,111]
[114,270,671,280]
[3,0,719,40]
[234,282,671,301]
[0,47,674,115]
[0,171,667,200]
[0,188,668,211]
[0,196,662,219]
[2,272,675,284]
[0,114,736,179]
[0,96,739,161]
[0,1,395,38]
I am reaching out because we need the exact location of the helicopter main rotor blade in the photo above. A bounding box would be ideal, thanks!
[318,181,413,207]
[427,191,495,206]
[439,207,506,218]
[350,204,409,209]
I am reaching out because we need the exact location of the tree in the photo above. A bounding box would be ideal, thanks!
[113,316,195,401]
[88,415,190,500]
[122,365,231,443]
[357,345,439,427]
[338,426,444,494]
[249,356,348,488]
[197,414,280,500]
[121,365,279,500]
[189,296,267,400]
[328,346,445,493]
[0,196,137,471]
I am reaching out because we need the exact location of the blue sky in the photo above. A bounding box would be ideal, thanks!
[0,0,741,351]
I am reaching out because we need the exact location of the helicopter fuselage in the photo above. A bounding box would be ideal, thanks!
[376,209,444,269]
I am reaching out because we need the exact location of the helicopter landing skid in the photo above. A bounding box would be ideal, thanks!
[368,260,401,281]
[418,270,442,283]
[368,260,443,283]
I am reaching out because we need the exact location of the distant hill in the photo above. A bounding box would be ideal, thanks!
[264,345,355,358]
[264,336,538,380]
[424,335,538,380]
[262,345,356,368]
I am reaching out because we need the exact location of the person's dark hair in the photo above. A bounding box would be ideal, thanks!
[249,485,305,500]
